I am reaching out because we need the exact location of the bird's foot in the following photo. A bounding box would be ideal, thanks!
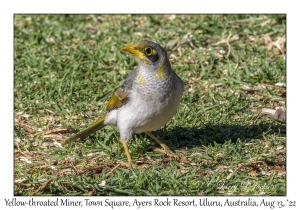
[152,143,184,160]
[119,160,137,169]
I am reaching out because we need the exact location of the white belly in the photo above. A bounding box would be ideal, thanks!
[104,85,183,140]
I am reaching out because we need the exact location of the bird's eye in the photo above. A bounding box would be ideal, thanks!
[145,47,153,56]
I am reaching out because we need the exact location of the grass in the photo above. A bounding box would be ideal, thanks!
[14,14,286,196]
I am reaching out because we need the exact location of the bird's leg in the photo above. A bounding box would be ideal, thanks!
[120,139,136,168]
[145,131,178,158]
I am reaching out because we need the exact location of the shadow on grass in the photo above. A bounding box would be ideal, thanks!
[153,123,286,150]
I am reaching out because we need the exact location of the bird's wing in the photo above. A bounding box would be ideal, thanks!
[105,87,129,112]
[105,68,137,113]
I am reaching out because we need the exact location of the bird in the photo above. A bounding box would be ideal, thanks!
[63,40,184,168]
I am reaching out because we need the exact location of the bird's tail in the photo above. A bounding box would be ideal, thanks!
[63,117,106,145]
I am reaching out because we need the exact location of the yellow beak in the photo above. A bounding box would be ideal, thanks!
[121,44,150,64]
[121,45,142,57]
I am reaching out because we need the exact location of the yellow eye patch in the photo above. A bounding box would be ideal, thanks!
[121,43,157,64]
[144,47,156,56]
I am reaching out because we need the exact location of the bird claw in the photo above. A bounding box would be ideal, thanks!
[152,146,184,161]
[119,161,137,169]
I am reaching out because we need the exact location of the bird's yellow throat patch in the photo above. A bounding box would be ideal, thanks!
[155,61,169,79]
[137,74,146,85]
[136,67,147,85]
